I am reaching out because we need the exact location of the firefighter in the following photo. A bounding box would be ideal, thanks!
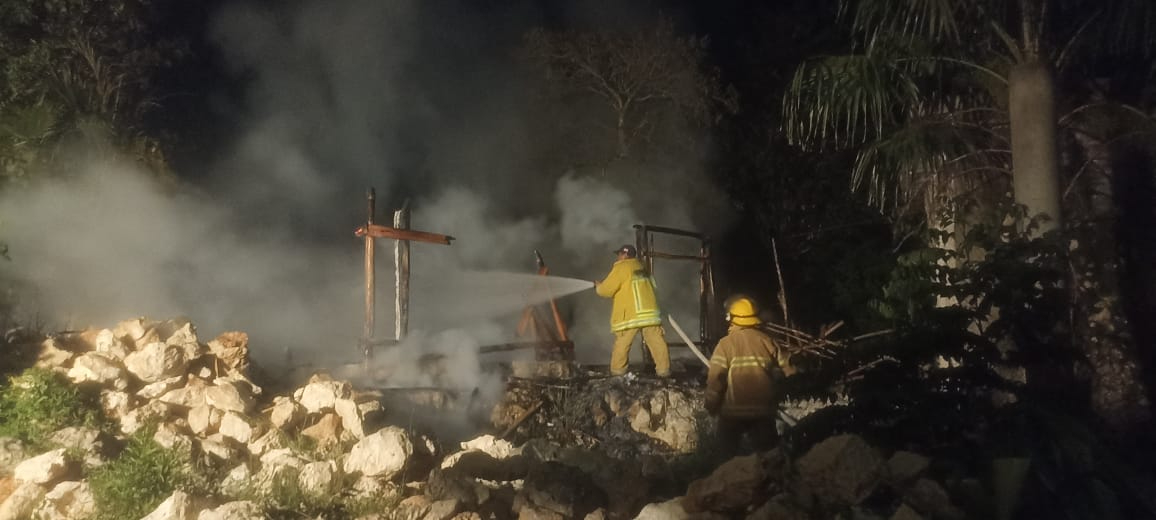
[594,244,671,378]
[705,295,792,453]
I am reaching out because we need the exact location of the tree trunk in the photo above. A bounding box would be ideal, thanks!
[1070,131,1154,432]
[1008,62,1063,233]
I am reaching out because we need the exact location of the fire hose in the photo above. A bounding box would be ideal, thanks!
[667,314,798,427]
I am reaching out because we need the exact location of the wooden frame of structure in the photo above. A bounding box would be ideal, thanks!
[354,188,454,361]
[634,223,719,353]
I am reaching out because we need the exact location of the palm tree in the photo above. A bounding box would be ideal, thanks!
[784,0,1156,235]
[782,0,1156,431]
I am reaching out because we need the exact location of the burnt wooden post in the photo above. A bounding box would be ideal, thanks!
[355,192,453,363]
[632,223,717,358]
[393,204,411,341]
[362,189,376,359]
[635,225,655,366]
[700,240,710,341]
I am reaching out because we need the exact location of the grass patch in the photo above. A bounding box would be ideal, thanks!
[0,367,104,448]
[88,428,198,520]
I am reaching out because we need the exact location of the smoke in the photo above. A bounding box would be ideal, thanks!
[0,0,728,408]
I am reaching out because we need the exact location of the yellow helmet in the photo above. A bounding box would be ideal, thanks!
[726,296,761,327]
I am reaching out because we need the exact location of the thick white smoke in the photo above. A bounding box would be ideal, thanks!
[0,0,728,400]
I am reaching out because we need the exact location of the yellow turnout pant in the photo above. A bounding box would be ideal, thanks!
[610,325,670,376]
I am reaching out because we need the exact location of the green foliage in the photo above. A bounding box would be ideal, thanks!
[248,470,344,519]
[780,202,1156,518]
[88,427,193,520]
[0,0,185,184]
[0,367,103,447]
[232,466,400,519]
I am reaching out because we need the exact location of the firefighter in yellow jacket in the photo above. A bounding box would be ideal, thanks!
[594,244,671,377]
[706,295,792,452]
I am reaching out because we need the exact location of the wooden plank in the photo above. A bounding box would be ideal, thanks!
[355,224,454,245]
[363,189,376,360]
[645,251,708,261]
[632,223,705,239]
[394,207,410,341]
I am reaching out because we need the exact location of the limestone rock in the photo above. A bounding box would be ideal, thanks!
[745,494,810,520]
[112,318,146,346]
[246,430,287,457]
[886,451,930,487]
[299,460,341,495]
[518,462,607,519]
[67,352,128,390]
[902,478,964,520]
[344,427,414,480]
[100,390,134,418]
[199,434,240,462]
[350,475,401,503]
[196,501,264,520]
[166,322,204,363]
[0,481,46,519]
[204,381,254,414]
[683,454,769,514]
[158,378,210,409]
[626,389,698,454]
[120,401,173,435]
[890,504,925,520]
[460,435,521,460]
[47,427,103,466]
[140,376,186,400]
[253,449,308,494]
[0,438,29,475]
[154,423,195,460]
[335,398,368,438]
[207,332,249,371]
[14,449,68,485]
[633,498,689,520]
[220,463,253,498]
[93,329,131,361]
[33,480,95,520]
[35,338,75,369]
[141,490,195,520]
[219,412,259,445]
[125,342,189,383]
[269,397,304,430]
[188,404,223,436]
[295,381,351,414]
[302,413,344,448]
[796,434,884,506]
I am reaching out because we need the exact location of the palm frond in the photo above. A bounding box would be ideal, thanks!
[784,53,920,149]
[1053,0,1156,60]
[851,115,1009,213]
[847,0,971,45]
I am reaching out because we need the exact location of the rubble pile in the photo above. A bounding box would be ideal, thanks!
[492,373,703,458]
[0,318,966,519]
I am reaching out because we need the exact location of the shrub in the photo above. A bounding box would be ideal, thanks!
[0,367,103,447]
[88,428,191,520]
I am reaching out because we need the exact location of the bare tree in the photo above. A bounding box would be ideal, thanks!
[524,18,737,160]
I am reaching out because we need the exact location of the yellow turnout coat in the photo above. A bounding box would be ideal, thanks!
[596,258,662,332]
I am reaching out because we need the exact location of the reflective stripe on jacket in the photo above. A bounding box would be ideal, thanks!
[595,258,662,332]
[705,326,785,418]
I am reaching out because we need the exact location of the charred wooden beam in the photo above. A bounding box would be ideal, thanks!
[632,223,705,239]
[394,205,411,341]
[643,251,708,261]
[478,340,575,355]
[356,224,455,245]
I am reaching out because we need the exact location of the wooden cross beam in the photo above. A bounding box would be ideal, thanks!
[356,188,453,362]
